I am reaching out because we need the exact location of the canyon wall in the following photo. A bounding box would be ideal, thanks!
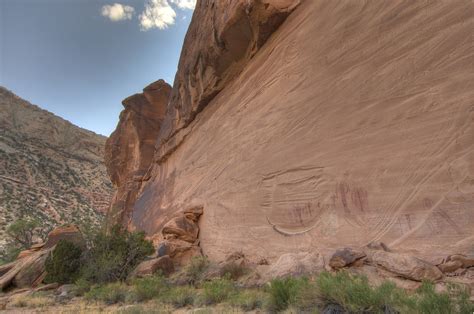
[106,0,474,264]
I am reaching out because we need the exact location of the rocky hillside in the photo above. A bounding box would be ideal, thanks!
[0,87,112,253]
[106,0,473,267]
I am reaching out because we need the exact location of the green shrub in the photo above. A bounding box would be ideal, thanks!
[44,240,83,284]
[315,271,416,313]
[161,286,196,308]
[85,282,130,305]
[200,277,236,305]
[415,281,474,314]
[266,277,306,312]
[186,255,209,284]
[0,244,21,264]
[80,225,154,284]
[129,275,167,302]
[230,289,266,311]
[73,277,92,296]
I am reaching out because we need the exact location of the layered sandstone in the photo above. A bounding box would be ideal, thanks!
[107,0,474,268]
[105,80,171,225]
[158,0,301,148]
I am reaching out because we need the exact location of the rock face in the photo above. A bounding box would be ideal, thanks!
[105,80,171,226]
[0,87,112,256]
[107,0,474,266]
[158,0,301,143]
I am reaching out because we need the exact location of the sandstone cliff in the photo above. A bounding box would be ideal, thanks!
[0,87,112,255]
[106,0,474,266]
[105,80,171,226]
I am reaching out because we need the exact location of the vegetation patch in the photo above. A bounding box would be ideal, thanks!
[161,286,197,308]
[79,225,154,284]
[199,277,236,305]
[85,282,130,305]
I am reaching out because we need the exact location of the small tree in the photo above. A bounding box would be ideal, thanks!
[80,225,154,284]
[6,218,39,248]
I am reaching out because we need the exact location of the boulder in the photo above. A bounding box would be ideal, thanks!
[12,251,49,288]
[448,254,474,268]
[43,225,85,249]
[154,206,204,265]
[268,252,325,279]
[369,251,443,281]
[130,256,175,278]
[329,248,366,269]
[438,260,464,273]
[157,239,202,266]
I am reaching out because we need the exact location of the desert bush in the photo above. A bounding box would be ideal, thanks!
[85,282,130,305]
[6,218,39,248]
[80,225,154,284]
[0,244,22,264]
[230,289,266,311]
[129,275,167,302]
[186,255,209,284]
[161,286,197,308]
[199,276,236,305]
[44,240,83,284]
[219,262,248,280]
[415,281,474,314]
[73,277,93,296]
[266,277,306,312]
[315,271,416,313]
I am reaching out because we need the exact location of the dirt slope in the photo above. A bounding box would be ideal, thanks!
[0,87,112,255]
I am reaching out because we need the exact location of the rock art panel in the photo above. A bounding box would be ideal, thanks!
[109,0,474,264]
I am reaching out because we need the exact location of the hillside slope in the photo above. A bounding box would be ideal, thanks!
[0,87,112,253]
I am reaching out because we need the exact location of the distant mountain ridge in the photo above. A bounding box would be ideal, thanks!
[0,86,113,255]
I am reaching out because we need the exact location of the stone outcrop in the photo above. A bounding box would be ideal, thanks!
[368,251,443,282]
[438,254,474,274]
[329,248,366,270]
[129,255,175,278]
[106,0,474,274]
[105,80,171,226]
[43,225,85,249]
[156,206,203,265]
[267,252,325,279]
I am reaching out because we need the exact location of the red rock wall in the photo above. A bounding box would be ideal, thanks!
[108,0,474,263]
[105,80,171,225]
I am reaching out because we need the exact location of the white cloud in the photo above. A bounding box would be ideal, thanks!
[171,0,196,10]
[101,3,135,21]
[140,0,176,31]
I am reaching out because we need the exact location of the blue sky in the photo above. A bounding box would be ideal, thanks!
[0,0,194,136]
